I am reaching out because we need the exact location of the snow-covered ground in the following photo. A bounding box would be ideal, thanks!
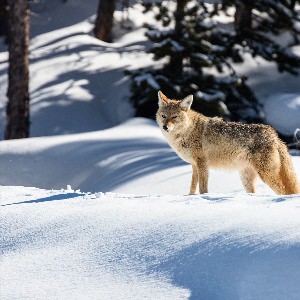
[0,187,300,300]
[1,183,300,300]
[264,93,300,136]
[1,1,300,299]
[1,118,300,300]
[0,117,299,195]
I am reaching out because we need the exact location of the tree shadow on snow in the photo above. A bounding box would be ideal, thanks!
[27,39,149,137]
[0,136,186,193]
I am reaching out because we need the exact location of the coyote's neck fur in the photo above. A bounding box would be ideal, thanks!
[161,110,208,163]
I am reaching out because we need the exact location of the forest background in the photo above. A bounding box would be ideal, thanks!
[0,0,300,144]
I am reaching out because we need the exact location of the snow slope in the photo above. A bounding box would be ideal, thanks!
[1,186,300,300]
[264,93,300,136]
[1,118,299,194]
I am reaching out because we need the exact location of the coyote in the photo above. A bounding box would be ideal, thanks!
[156,91,300,195]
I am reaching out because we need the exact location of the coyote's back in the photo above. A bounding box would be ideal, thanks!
[156,91,300,195]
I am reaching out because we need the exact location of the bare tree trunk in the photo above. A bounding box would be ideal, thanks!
[0,0,9,38]
[5,0,30,139]
[94,0,116,42]
[289,0,296,9]
[234,2,252,31]
[168,0,188,77]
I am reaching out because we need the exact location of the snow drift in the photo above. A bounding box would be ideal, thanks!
[1,187,300,300]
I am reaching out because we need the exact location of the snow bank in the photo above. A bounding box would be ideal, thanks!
[1,186,300,300]
[1,118,299,194]
[264,93,300,136]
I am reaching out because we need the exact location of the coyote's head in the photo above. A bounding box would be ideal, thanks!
[156,91,193,133]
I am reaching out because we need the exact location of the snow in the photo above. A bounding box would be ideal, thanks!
[195,90,226,102]
[1,1,300,299]
[264,93,300,136]
[1,117,298,195]
[134,74,161,90]
[1,185,300,300]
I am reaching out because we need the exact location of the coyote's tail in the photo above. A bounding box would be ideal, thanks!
[278,142,300,194]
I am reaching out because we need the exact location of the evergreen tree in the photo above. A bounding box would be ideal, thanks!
[224,0,300,73]
[128,0,300,122]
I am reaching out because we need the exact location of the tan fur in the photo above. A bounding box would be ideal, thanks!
[156,91,300,195]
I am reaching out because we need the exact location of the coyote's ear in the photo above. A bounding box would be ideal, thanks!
[180,95,193,111]
[158,91,169,107]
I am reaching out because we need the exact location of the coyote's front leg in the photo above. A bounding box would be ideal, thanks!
[190,165,198,194]
[196,158,208,194]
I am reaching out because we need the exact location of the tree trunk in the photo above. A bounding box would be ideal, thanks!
[289,0,296,10]
[234,2,252,31]
[94,0,116,42]
[5,0,30,139]
[168,0,188,77]
[0,0,9,38]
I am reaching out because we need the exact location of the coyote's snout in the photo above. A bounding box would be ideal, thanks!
[162,123,174,132]
[156,91,300,195]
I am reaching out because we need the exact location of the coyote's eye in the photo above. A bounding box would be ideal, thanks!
[172,116,178,119]
[161,114,166,119]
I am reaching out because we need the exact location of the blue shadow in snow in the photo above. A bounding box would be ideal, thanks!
[155,238,300,300]
[1,193,82,207]
[0,135,187,193]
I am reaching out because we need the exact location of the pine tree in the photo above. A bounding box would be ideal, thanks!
[128,0,300,122]
[224,0,300,73]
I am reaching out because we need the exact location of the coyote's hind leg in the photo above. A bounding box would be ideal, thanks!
[240,166,258,193]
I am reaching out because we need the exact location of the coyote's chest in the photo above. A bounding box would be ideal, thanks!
[163,131,194,163]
